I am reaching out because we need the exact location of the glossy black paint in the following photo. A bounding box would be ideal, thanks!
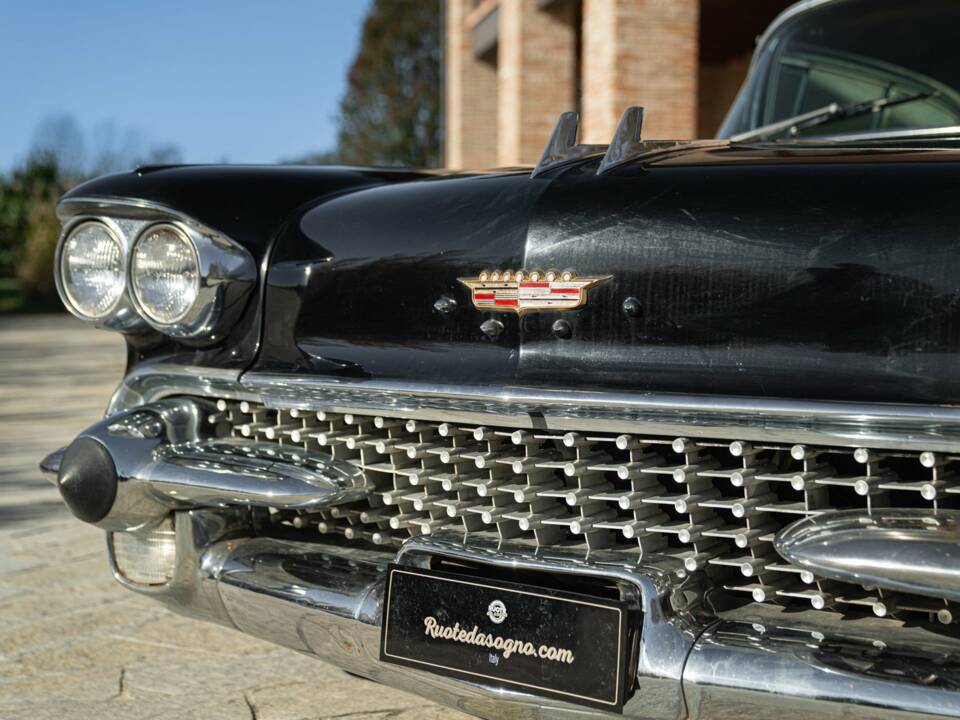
[70,144,960,405]
[257,170,541,383]
[61,165,432,370]
[521,149,960,403]
[253,144,960,405]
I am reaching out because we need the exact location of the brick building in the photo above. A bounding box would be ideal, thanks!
[444,0,795,168]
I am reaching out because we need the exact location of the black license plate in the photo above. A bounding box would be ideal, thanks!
[380,564,631,712]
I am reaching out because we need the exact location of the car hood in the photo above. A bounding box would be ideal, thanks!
[250,144,960,404]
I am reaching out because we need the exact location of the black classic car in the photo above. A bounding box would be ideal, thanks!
[41,0,960,717]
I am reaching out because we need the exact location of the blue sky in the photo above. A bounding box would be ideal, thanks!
[0,0,371,172]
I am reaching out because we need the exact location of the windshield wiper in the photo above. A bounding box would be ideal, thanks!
[731,90,938,142]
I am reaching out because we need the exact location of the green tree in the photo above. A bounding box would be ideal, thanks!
[1,114,182,311]
[336,0,442,167]
[0,153,64,286]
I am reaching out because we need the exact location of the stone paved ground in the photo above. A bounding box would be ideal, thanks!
[0,315,469,720]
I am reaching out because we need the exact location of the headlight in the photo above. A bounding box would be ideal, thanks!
[54,203,255,340]
[129,220,255,339]
[130,224,200,325]
[59,221,125,319]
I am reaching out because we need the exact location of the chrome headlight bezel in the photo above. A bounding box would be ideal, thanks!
[54,217,147,332]
[54,198,257,342]
[128,220,256,340]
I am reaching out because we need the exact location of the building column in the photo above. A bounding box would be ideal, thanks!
[445,0,499,169]
[581,0,700,143]
[497,0,578,167]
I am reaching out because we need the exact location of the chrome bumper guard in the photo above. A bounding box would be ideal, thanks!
[43,398,369,532]
[125,510,960,720]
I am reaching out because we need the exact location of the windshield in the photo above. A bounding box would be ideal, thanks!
[722,0,960,140]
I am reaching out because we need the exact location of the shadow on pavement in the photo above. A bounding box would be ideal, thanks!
[0,499,68,527]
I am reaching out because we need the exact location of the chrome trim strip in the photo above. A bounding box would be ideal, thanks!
[106,365,960,452]
[748,0,852,73]
[242,372,960,452]
[58,196,228,230]
[813,125,960,144]
[775,509,960,606]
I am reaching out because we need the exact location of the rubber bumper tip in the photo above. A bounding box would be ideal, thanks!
[57,437,118,523]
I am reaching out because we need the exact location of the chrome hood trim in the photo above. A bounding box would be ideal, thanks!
[104,365,960,453]
[241,372,960,453]
[775,509,960,606]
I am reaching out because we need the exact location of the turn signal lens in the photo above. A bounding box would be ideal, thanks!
[110,516,177,586]
[130,224,199,324]
[59,221,125,319]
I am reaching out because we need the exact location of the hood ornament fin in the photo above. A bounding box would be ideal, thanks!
[531,112,607,178]
[597,106,646,175]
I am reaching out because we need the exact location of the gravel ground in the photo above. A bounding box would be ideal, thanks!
[0,315,468,720]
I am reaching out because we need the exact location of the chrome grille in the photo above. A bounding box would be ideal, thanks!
[207,398,960,623]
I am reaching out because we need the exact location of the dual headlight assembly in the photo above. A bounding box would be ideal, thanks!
[56,217,255,340]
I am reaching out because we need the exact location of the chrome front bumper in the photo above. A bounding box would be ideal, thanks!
[43,377,960,718]
[121,509,960,720]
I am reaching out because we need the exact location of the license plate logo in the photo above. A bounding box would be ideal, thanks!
[486,599,507,624]
[380,565,632,711]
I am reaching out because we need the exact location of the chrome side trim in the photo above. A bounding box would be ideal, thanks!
[242,372,960,452]
[775,509,960,607]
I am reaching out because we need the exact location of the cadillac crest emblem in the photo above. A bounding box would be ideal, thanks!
[458,269,611,314]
